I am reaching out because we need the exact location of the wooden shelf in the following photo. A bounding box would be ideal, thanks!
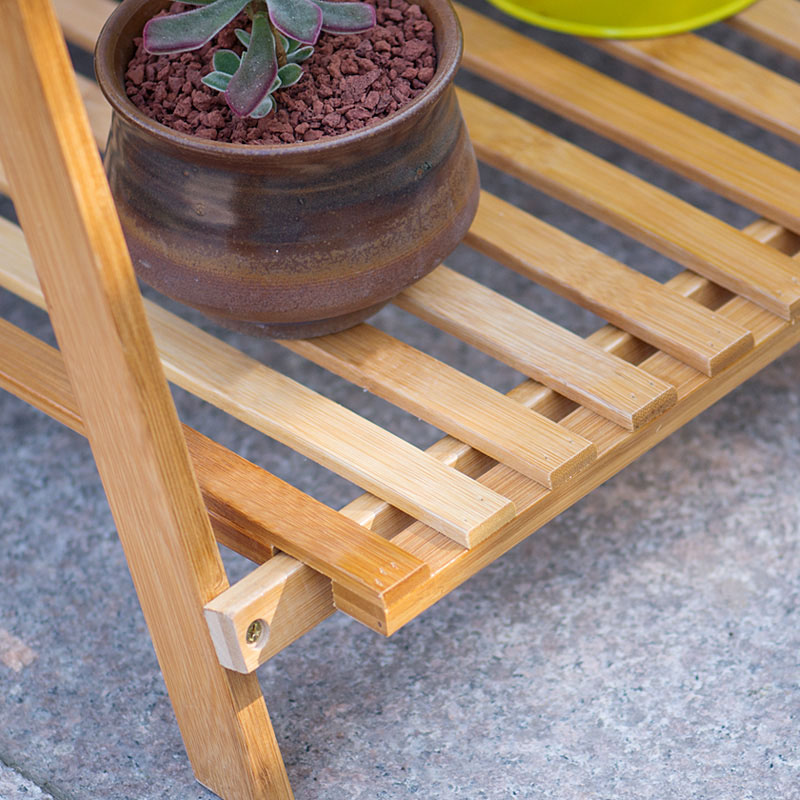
[1,0,799,796]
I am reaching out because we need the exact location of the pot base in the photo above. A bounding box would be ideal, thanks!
[209,299,390,339]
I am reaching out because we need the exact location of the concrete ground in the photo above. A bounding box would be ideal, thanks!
[1,3,799,798]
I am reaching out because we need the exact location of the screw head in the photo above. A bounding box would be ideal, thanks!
[246,619,264,646]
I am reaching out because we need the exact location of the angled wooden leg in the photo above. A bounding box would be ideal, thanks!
[0,1,292,796]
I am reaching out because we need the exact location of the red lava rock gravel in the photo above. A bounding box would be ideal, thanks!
[125,0,437,144]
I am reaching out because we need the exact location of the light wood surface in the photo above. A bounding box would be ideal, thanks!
[0,216,514,549]
[7,224,797,648]
[396,266,678,430]
[205,554,335,673]
[456,3,800,235]
[468,191,755,376]
[150,303,515,549]
[286,323,597,488]
[459,90,800,322]
[0,316,280,560]
[0,1,292,797]
[729,0,800,59]
[369,232,800,632]
[0,317,427,634]
[594,32,800,145]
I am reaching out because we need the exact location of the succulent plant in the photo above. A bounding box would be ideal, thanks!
[143,0,376,118]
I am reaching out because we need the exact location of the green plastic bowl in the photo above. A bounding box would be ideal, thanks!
[483,0,760,38]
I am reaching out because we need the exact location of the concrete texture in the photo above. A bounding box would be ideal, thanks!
[2,4,800,799]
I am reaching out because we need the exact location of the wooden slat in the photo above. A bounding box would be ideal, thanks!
[0,0,292,795]
[286,324,597,488]
[468,191,755,376]
[0,216,514,549]
[729,0,800,60]
[0,316,432,633]
[395,266,677,430]
[595,33,800,145]
[456,4,800,235]
[459,90,800,322]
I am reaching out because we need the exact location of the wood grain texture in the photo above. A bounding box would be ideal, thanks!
[0,1,292,797]
[729,0,800,59]
[0,317,429,634]
[396,266,678,430]
[594,32,800,145]
[286,324,597,488]
[205,554,335,673]
[468,191,755,376]
[456,3,800,235]
[459,90,800,322]
[133,223,800,644]
[330,219,799,623]
[152,304,515,550]
[0,217,514,549]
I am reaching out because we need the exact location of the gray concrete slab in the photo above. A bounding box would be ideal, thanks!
[1,3,799,799]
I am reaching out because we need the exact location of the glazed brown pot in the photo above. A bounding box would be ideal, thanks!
[94,0,479,338]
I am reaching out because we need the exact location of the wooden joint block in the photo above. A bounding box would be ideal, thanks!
[204,554,336,673]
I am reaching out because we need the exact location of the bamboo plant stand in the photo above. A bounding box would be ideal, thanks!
[1,0,799,796]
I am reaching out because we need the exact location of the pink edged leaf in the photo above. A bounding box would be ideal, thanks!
[143,0,249,53]
[312,0,375,34]
[225,12,279,117]
[268,0,323,45]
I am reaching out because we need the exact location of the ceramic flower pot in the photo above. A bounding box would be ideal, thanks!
[95,0,479,338]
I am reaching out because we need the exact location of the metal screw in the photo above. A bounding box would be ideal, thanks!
[246,619,264,646]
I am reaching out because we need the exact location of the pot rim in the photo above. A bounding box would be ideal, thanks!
[95,0,463,160]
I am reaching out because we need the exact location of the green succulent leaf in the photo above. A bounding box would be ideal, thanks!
[225,12,278,117]
[143,0,250,54]
[201,70,232,91]
[213,48,241,75]
[270,74,282,93]
[287,44,314,63]
[268,0,323,45]
[312,0,376,33]
[277,63,303,88]
[235,27,250,47]
[279,33,292,53]
[249,94,275,119]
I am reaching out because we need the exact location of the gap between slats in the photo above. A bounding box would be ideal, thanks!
[286,325,598,488]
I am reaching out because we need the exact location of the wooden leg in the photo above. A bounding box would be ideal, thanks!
[0,1,292,796]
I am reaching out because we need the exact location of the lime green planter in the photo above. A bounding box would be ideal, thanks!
[483,0,759,38]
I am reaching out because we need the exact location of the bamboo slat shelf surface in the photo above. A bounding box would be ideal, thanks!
[1,0,799,796]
